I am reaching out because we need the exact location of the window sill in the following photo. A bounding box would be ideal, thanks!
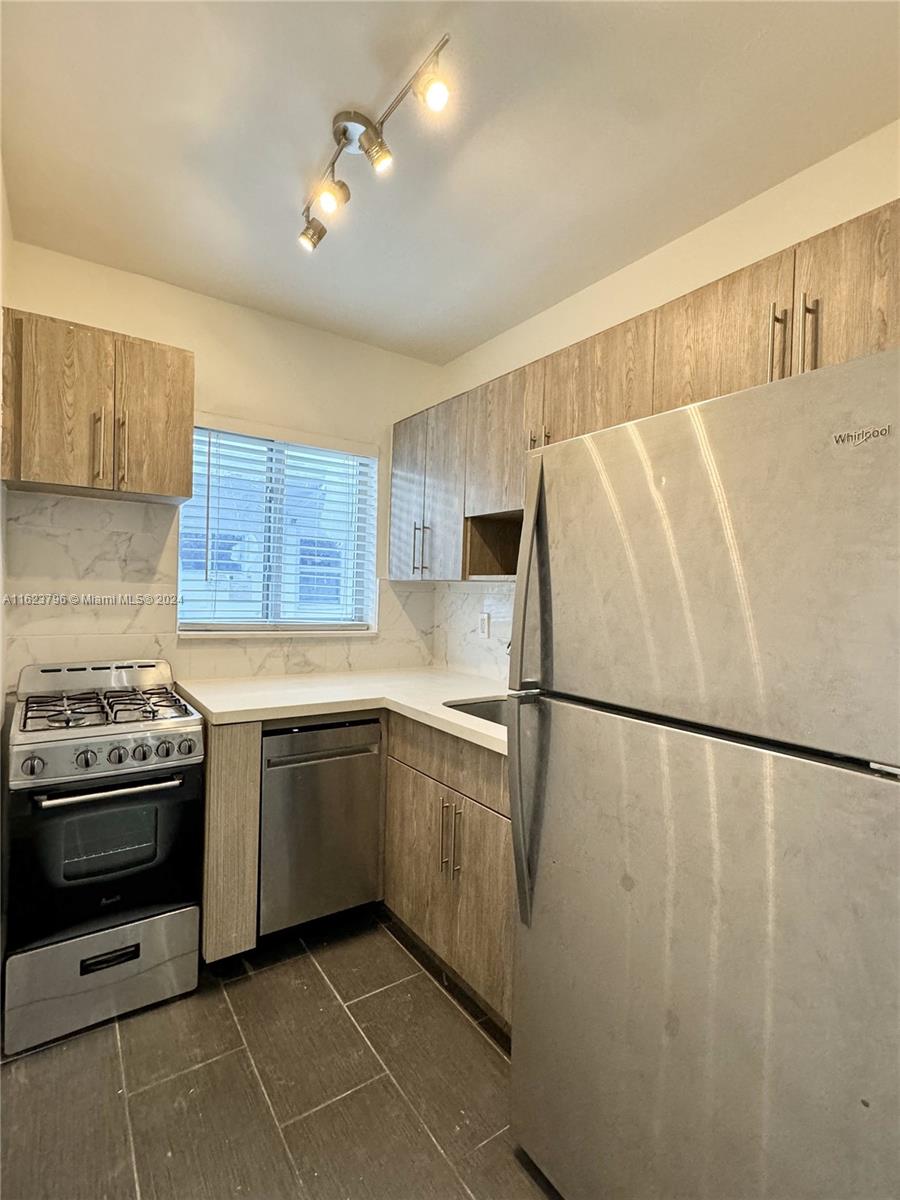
[177,627,379,641]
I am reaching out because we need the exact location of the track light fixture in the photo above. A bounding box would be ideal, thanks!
[298,214,326,252]
[298,34,451,255]
[318,173,351,215]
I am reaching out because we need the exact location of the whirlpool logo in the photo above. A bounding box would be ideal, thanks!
[832,423,893,447]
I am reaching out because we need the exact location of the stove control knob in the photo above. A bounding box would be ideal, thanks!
[75,749,98,769]
[132,743,152,762]
[107,745,129,766]
[177,737,196,756]
[21,755,45,777]
[156,740,175,759]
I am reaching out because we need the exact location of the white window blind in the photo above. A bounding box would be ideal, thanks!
[178,428,377,631]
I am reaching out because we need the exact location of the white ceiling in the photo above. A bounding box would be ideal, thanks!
[3,2,898,363]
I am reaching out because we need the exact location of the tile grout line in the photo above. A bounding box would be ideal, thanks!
[125,1045,244,1099]
[379,918,511,1063]
[220,986,306,1195]
[302,938,479,1200]
[114,1021,143,1200]
[280,1070,389,1129]
[469,1123,511,1155]
[344,968,423,1006]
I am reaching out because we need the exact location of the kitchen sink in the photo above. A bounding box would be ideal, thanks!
[443,696,510,727]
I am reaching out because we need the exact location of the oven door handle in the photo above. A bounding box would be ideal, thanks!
[34,777,184,809]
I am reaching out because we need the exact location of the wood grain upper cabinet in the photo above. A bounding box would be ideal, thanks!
[2,311,115,489]
[384,758,455,964]
[541,313,654,443]
[450,796,515,1023]
[589,312,655,432]
[115,337,194,499]
[464,359,545,516]
[792,200,899,375]
[541,338,592,445]
[388,409,428,581]
[652,249,795,414]
[421,393,467,580]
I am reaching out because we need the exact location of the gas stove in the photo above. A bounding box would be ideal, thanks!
[8,660,204,789]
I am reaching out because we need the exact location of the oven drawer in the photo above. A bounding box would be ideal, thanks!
[3,905,199,1055]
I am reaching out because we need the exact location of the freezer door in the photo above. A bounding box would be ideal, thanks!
[511,696,899,1200]
[520,350,899,765]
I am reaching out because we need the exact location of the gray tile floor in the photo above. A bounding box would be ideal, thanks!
[1,908,560,1200]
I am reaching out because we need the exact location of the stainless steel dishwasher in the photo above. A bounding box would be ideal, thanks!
[259,718,382,934]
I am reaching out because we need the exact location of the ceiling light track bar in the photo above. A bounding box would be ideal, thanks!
[377,33,450,127]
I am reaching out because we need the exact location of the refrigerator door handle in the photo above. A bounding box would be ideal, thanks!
[510,453,543,692]
[508,690,536,926]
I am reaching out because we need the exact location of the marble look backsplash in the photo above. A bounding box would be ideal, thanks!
[2,492,434,685]
[431,581,515,685]
[2,492,514,688]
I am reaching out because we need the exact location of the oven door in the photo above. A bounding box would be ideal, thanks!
[6,766,203,951]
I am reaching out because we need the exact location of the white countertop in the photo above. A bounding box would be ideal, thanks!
[175,668,508,755]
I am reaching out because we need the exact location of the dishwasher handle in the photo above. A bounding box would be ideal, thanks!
[265,744,379,771]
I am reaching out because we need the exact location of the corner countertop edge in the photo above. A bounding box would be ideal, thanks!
[175,667,509,755]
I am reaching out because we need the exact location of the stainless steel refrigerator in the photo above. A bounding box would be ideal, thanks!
[507,349,899,1200]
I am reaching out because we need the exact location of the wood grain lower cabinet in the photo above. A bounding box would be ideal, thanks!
[202,722,262,962]
[384,758,456,965]
[792,199,899,375]
[652,249,795,414]
[450,795,516,1022]
[2,310,115,489]
[384,750,515,1024]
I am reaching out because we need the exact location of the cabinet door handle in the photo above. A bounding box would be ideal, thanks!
[766,303,787,383]
[118,412,129,486]
[439,797,450,873]
[797,292,819,374]
[541,425,550,446]
[420,524,431,573]
[92,410,107,482]
[528,429,537,450]
[411,522,421,574]
[451,804,462,876]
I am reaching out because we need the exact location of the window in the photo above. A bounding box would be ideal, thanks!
[178,428,377,631]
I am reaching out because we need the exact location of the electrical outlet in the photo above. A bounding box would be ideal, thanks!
[479,612,491,639]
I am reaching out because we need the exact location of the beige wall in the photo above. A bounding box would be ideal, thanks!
[440,120,900,396]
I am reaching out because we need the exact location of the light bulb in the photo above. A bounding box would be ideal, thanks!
[318,179,350,215]
[298,216,326,252]
[360,126,393,174]
[424,76,449,112]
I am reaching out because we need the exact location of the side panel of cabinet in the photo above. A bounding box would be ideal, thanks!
[422,393,467,580]
[652,249,795,413]
[203,722,261,962]
[115,337,194,498]
[793,200,899,375]
[384,758,455,964]
[6,311,115,489]
[388,411,428,581]
[450,796,515,1024]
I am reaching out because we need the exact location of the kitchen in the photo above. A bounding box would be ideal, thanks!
[0,3,898,1199]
